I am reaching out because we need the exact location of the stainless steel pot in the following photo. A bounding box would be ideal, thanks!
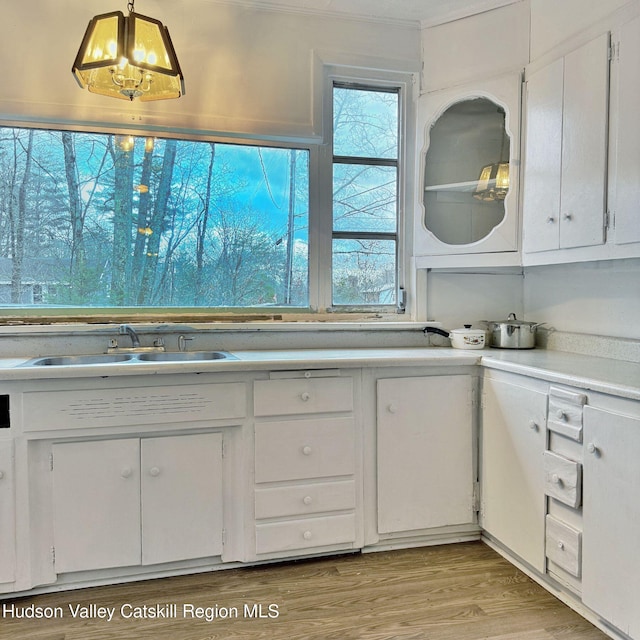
[486,313,541,349]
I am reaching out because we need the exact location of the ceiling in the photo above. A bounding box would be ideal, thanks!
[214,0,521,27]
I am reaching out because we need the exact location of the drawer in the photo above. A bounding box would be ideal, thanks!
[546,514,582,578]
[548,387,586,442]
[544,451,582,508]
[254,377,353,417]
[255,480,356,519]
[255,513,356,555]
[255,417,355,483]
[23,383,246,431]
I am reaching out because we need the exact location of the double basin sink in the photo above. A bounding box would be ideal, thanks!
[23,351,237,367]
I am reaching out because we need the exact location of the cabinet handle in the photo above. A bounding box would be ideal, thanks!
[546,216,556,224]
[302,445,312,456]
[563,213,573,221]
[0,470,4,480]
[303,495,313,505]
[528,420,539,431]
[557,541,565,550]
[387,404,397,414]
[551,473,561,485]
[300,392,310,402]
[303,530,313,540]
[587,442,599,455]
[555,410,568,422]
[149,466,161,477]
[121,467,133,479]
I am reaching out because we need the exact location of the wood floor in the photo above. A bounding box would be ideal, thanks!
[1,542,608,640]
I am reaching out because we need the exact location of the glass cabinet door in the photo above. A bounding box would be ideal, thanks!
[414,72,521,263]
[424,98,509,245]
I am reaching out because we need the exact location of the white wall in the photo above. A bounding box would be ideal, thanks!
[530,0,628,60]
[426,270,524,329]
[2,0,420,140]
[524,260,640,340]
[421,1,529,93]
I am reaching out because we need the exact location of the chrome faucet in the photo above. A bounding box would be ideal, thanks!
[119,324,141,348]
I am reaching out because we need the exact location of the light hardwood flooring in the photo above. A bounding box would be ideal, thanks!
[1,542,608,640]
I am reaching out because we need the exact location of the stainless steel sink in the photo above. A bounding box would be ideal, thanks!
[26,354,135,366]
[22,351,237,366]
[136,351,237,362]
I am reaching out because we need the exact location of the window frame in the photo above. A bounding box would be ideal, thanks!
[318,66,415,314]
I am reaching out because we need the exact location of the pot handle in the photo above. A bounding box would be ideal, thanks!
[423,326,450,338]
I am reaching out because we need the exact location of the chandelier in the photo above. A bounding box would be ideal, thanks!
[72,0,184,101]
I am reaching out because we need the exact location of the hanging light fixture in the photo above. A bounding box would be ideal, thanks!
[72,0,184,101]
[474,109,510,202]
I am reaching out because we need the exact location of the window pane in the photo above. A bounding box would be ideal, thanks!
[333,163,397,233]
[332,239,396,306]
[0,127,309,309]
[333,87,398,159]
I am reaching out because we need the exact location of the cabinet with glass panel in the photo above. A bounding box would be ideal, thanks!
[414,73,522,266]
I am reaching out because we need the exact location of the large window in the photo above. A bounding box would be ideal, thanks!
[0,75,409,318]
[0,128,309,310]
[332,84,399,307]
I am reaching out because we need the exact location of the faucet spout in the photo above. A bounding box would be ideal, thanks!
[119,324,141,348]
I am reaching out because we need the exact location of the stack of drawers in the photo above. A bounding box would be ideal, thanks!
[543,386,587,593]
[253,372,358,557]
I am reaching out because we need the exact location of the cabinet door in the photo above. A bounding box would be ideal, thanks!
[377,375,474,534]
[414,72,522,262]
[0,440,15,584]
[560,32,609,249]
[523,33,608,255]
[52,439,141,573]
[612,15,640,246]
[582,407,640,639]
[481,376,547,572]
[522,58,563,253]
[141,433,223,565]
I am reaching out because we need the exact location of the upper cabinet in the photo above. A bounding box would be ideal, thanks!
[522,33,610,257]
[414,73,523,266]
[611,14,640,247]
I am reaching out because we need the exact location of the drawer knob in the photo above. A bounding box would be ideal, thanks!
[300,392,311,402]
[563,213,573,221]
[303,530,312,540]
[546,216,556,224]
[303,495,313,505]
[302,446,313,456]
[149,466,161,477]
[528,420,539,431]
[551,473,561,485]
[121,467,133,479]
[587,442,598,455]
[387,404,397,414]
[555,410,568,422]
[557,541,565,550]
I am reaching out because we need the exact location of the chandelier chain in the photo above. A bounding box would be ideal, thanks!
[128,0,135,13]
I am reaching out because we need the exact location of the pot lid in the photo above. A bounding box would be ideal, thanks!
[488,312,538,327]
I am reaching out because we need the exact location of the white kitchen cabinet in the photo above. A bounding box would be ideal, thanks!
[582,406,640,639]
[480,372,547,572]
[52,432,223,574]
[414,72,522,266]
[611,15,640,248]
[0,440,15,584]
[253,373,359,558]
[141,433,223,565]
[522,33,609,256]
[377,375,475,534]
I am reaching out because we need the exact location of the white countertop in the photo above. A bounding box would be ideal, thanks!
[0,347,639,401]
